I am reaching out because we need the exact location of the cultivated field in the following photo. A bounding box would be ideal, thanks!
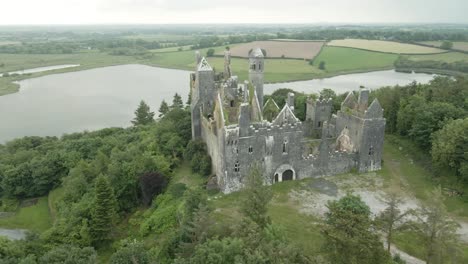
[328,39,445,54]
[222,40,325,59]
[419,41,468,52]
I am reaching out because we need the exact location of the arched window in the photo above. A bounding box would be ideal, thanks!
[282,139,288,154]
[258,63,262,71]
[234,161,240,172]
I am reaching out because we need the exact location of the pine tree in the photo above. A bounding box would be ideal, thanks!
[90,175,117,244]
[172,93,184,109]
[131,100,155,126]
[158,100,170,117]
[241,165,272,228]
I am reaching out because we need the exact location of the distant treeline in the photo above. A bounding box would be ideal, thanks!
[395,57,468,75]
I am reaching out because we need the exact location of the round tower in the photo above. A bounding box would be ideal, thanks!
[248,47,265,107]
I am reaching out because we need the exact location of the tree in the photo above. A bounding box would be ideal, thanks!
[440,41,453,50]
[131,100,154,126]
[241,165,272,228]
[90,175,117,244]
[39,245,97,264]
[432,118,468,182]
[413,187,461,264]
[158,100,170,117]
[375,192,412,252]
[110,241,149,264]
[318,61,326,70]
[206,48,215,57]
[178,203,213,258]
[322,194,391,264]
[172,93,184,109]
[139,172,168,206]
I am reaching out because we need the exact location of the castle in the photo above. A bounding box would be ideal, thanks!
[190,48,386,193]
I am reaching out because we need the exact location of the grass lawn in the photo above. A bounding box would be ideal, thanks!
[313,46,398,73]
[0,196,52,232]
[151,45,193,53]
[328,39,445,54]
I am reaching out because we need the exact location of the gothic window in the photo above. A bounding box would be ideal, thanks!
[234,161,240,172]
[368,146,374,156]
[282,139,288,154]
[248,146,253,154]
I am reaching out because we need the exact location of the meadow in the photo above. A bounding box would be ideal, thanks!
[0,197,51,232]
[223,40,325,59]
[312,46,398,72]
[404,51,468,63]
[328,39,445,54]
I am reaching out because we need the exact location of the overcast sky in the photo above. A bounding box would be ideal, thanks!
[0,0,467,25]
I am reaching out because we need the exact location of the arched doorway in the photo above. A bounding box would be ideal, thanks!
[273,164,296,183]
[282,170,293,181]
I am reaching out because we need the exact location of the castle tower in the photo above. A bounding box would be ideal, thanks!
[248,48,265,108]
[191,57,215,139]
[224,47,232,80]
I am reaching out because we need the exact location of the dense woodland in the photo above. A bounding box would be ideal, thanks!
[0,76,467,263]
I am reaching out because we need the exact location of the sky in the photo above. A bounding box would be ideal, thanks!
[0,0,467,25]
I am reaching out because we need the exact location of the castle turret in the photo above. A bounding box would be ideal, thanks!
[358,98,385,172]
[287,92,295,110]
[239,103,250,137]
[191,56,215,139]
[248,48,264,108]
[357,89,369,112]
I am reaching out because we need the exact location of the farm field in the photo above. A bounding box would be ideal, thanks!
[312,46,398,72]
[222,40,325,59]
[403,51,468,63]
[419,41,468,52]
[328,39,445,54]
[151,45,193,53]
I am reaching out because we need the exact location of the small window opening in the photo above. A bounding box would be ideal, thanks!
[368,146,374,156]
[230,100,234,107]
[318,121,322,128]
[248,146,253,154]
[234,161,240,172]
[282,139,288,154]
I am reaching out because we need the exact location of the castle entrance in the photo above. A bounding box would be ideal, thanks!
[282,170,294,181]
[273,164,296,183]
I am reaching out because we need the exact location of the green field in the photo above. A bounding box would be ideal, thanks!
[404,51,468,63]
[0,197,52,232]
[328,39,445,54]
[313,46,398,73]
[420,41,468,52]
[151,45,193,53]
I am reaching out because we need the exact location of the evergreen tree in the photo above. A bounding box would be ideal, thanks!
[131,100,155,126]
[90,175,117,244]
[159,100,170,117]
[172,93,184,109]
[322,194,391,264]
[241,165,272,228]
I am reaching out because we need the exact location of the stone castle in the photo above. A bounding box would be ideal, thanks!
[190,48,386,193]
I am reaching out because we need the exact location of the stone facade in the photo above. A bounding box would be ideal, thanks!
[190,47,386,193]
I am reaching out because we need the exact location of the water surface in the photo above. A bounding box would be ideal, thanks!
[0,65,435,143]
[264,70,435,94]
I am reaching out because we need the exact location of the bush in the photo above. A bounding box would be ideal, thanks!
[206,48,215,57]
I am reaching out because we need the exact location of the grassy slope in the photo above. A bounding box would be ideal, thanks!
[419,41,468,52]
[0,197,52,232]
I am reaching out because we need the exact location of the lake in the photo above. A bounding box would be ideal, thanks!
[0,65,435,143]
